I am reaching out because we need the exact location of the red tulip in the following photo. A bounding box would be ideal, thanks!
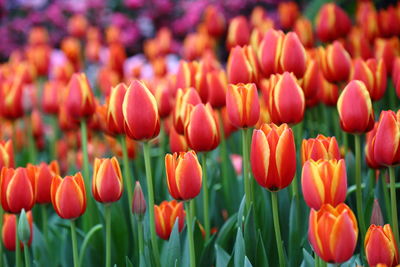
[278,1,299,30]
[207,70,227,109]
[226,16,250,50]
[365,224,399,267]
[227,46,258,84]
[132,181,146,218]
[92,157,123,203]
[173,88,202,135]
[280,32,307,78]
[64,73,96,119]
[294,17,314,48]
[2,211,33,251]
[106,83,127,135]
[42,81,61,114]
[315,3,351,42]
[154,200,185,240]
[319,42,352,83]
[35,161,60,204]
[203,5,226,37]
[301,135,341,165]
[169,125,188,153]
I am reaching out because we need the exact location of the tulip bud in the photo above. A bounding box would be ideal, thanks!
[319,42,352,83]
[365,122,382,169]
[227,46,257,84]
[106,83,127,135]
[337,80,375,133]
[154,81,173,118]
[18,209,31,244]
[301,159,347,210]
[346,29,373,60]
[378,6,400,38]
[250,123,296,191]
[0,77,24,120]
[169,125,188,153]
[226,16,250,50]
[356,2,379,41]
[31,109,44,139]
[51,173,86,219]
[207,70,227,108]
[165,151,202,200]
[301,59,320,101]
[2,211,33,251]
[122,80,160,141]
[154,200,185,240]
[365,224,399,266]
[185,103,220,152]
[226,83,260,128]
[375,38,398,74]
[92,157,123,203]
[278,1,299,30]
[315,3,351,42]
[132,181,146,219]
[64,73,96,119]
[61,37,81,71]
[370,199,384,226]
[68,14,88,38]
[35,161,60,204]
[203,5,226,37]
[42,81,61,114]
[258,29,284,77]
[0,140,14,170]
[280,32,307,78]
[294,17,314,48]
[173,88,202,135]
[301,135,341,165]
[308,203,358,263]
[0,167,36,213]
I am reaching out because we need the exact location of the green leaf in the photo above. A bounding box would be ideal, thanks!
[125,256,134,267]
[301,249,314,267]
[78,224,103,267]
[165,221,181,267]
[255,230,268,267]
[237,196,246,227]
[215,214,237,250]
[234,228,245,267]
[244,256,253,267]
[289,198,301,267]
[199,235,217,267]
[244,204,256,264]
[215,245,230,267]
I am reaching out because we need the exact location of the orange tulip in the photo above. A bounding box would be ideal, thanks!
[2,211,33,251]
[337,80,374,134]
[169,125,188,153]
[365,122,382,169]
[203,5,226,37]
[122,80,160,140]
[315,3,351,42]
[185,103,220,152]
[51,173,86,219]
[35,161,60,204]
[173,88,202,135]
[132,181,146,218]
[226,16,250,50]
[154,200,185,240]
[373,110,400,166]
[67,14,88,38]
[378,6,400,38]
[106,83,127,135]
[346,29,373,60]
[0,76,24,120]
[28,26,48,46]
[308,203,358,263]
[92,157,123,203]
[61,37,81,71]
[258,29,284,77]
[294,17,314,48]
[226,83,260,128]
[301,59,320,101]
[64,73,96,119]
[375,38,399,74]
[301,135,341,165]
[250,123,296,191]
[207,70,227,109]
[301,159,347,210]
[0,167,36,213]
[227,46,258,84]
[42,81,61,115]
[165,151,202,200]
[0,140,14,170]
[154,80,173,118]
[319,42,352,83]
[365,224,399,267]
[278,1,299,30]
[26,45,50,76]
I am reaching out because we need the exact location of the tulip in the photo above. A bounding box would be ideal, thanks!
[278,1,299,30]
[315,3,351,42]
[294,17,314,48]
[28,26,48,46]
[365,122,382,169]
[337,80,374,134]
[308,203,358,263]
[35,161,60,204]
[107,43,126,78]
[203,5,225,37]
[122,80,160,141]
[154,200,186,240]
[280,32,307,78]
[26,45,50,77]
[207,70,227,108]
[64,73,96,119]
[346,29,373,60]
[0,77,24,120]
[226,83,260,128]
[165,151,202,200]
[301,134,341,165]
[226,46,258,84]
[68,14,88,38]
[356,2,379,41]
[375,38,398,74]
[301,159,347,210]
[319,42,352,83]
[0,167,36,213]
[61,37,81,71]
[0,140,14,170]
[365,224,399,267]
[258,29,284,77]
[2,211,33,251]
[154,81,173,118]
[378,6,400,38]
[226,16,250,50]
[173,88,202,134]
[132,181,146,218]
[175,61,195,92]
[318,73,339,106]
[92,157,123,203]
[51,173,86,219]
[42,81,61,115]
[106,83,127,135]
[250,123,296,191]
[301,59,320,102]
[169,125,188,153]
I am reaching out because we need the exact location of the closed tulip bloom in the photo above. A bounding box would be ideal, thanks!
[309,203,358,263]
[185,103,220,152]
[175,61,195,92]
[0,77,24,120]
[226,16,250,50]
[169,125,188,153]
[173,88,202,134]
[0,167,36,213]
[154,200,185,240]
[373,110,400,166]
[301,135,341,165]
[278,1,299,30]
[226,83,260,128]
[2,211,33,251]
[92,157,123,203]
[250,123,296,191]
[165,151,202,200]
[365,123,382,169]
[203,5,226,37]
[106,83,127,135]
[378,6,400,38]
[258,29,285,77]
[132,181,146,217]
[123,80,160,140]
[61,37,81,71]
[35,161,60,204]
[301,59,320,101]
[64,73,96,119]
[346,29,373,60]
[51,173,86,219]
[319,73,339,106]
[154,81,173,118]
[319,42,352,83]
[315,3,351,42]
[280,32,307,78]
[0,140,14,170]
[375,38,398,73]
[365,224,399,267]
[207,70,227,108]
[337,80,374,133]
[227,46,257,84]
[294,17,314,48]
[302,159,347,210]
[42,81,61,115]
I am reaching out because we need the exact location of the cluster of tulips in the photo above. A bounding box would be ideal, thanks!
[0,0,399,266]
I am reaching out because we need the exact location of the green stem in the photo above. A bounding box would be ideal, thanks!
[354,135,366,241]
[201,153,210,241]
[271,191,285,267]
[105,205,111,267]
[138,220,144,256]
[382,170,392,223]
[15,214,21,267]
[389,166,399,246]
[217,111,231,213]
[41,205,48,243]
[332,108,340,139]
[186,200,196,267]
[27,117,37,164]
[143,142,160,267]
[23,244,30,267]
[50,115,58,160]
[242,128,251,211]
[80,119,90,190]
[70,220,79,267]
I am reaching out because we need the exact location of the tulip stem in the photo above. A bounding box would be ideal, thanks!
[105,205,111,267]
[201,153,210,241]
[218,111,231,214]
[23,244,30,267]
[15,214,21,267]
[143,142,160,267]
[26,116,37,164]
[242,128,252,211]
[382,170,392,223]
[138,219,144,256]
[354,134,366,241]
[271,191,285,267]
[41,205,48,243]
[70,220,79,267]
[49,115,58,160]
[389,166,399,246]
[186,200,196,267]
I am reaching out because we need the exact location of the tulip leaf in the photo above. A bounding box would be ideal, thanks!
[244,204,256,264]
[300,249,314,267]
[126,256,134,267]
[199,234,217,267]
[215,214,237,251]
[78,224,103,267]
[237,196,246,227]
[165,221,181,267]
[233,228,245,267]
[289,198,301,267]
[244,256,253,267]
[215,245,230,267]
[255,230,268,267]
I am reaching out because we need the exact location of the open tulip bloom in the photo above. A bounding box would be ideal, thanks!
[1,1,400,267]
